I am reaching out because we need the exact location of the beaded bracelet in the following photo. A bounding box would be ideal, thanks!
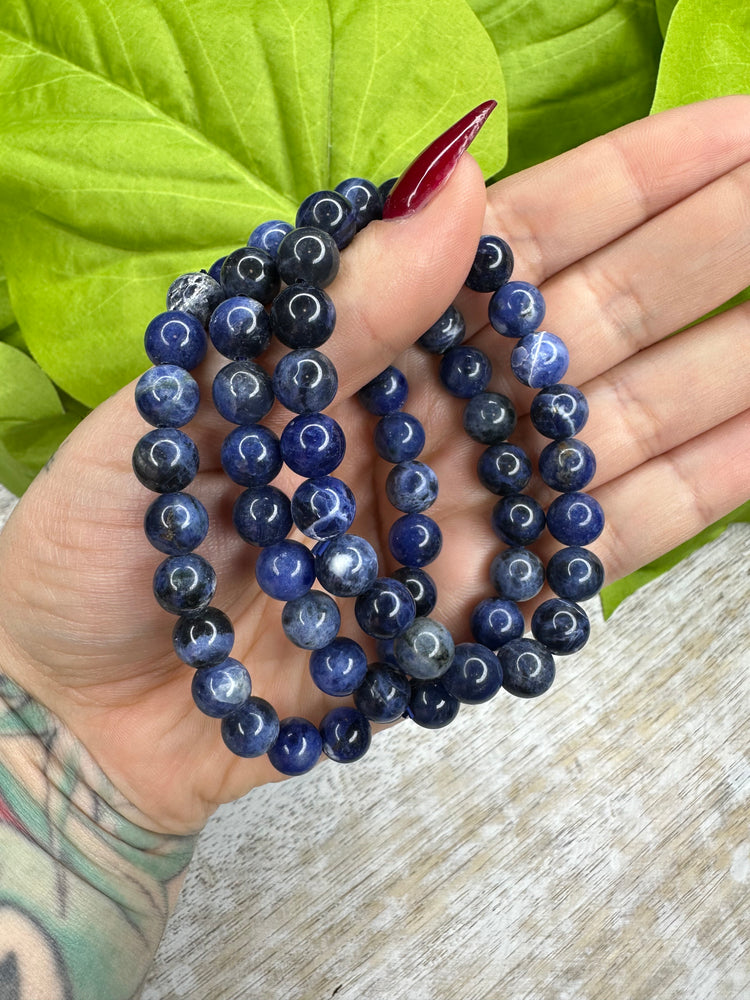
[132,181,605,775]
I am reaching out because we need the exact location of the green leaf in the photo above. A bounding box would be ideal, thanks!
[468,0,663,178]
[0,268,15,330]
[0,0,505,412]
[655,0,681,36]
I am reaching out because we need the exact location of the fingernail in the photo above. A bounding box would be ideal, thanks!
[382,99,497,221]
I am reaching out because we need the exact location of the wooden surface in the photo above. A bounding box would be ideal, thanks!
[1,486,748,999]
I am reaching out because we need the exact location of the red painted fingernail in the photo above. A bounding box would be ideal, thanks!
[382,99,497,220]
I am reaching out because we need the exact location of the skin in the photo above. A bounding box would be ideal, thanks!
[0,96,748,840]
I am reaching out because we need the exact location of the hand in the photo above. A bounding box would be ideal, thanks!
[0,96,747,836]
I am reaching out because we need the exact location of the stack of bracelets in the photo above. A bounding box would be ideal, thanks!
[132,177,605,776]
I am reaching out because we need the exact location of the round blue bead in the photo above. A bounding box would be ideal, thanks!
[388,513,442,568]
[546,546,605,601]
[439,345,492,398]
[374,412,425,463]
[132,428,199,493]
[270,283,336,350]
[463,391,516,444]
[233,485,292,547]
[172,606,234,668]
[208,257,225,283]
[358,366,408,415]
[248,219,293,259]
[208,296,271,360]
[511,331,569,388]
[309,637,368,695]
[532,598,590,655]
[277,227,340,288]
[465,235,514,293]
[319,707,371,763]
[499,638,556,698]
[490,548,544,602]
[407,679,460,729]
[135,365,200,428]
[355,578,416,639]
[281,589,341,650]
[539,437,596,493]
[489,280,545,338]
[379,177,398,202]
[255,540,315,601]
[296,190,357,249]
[385,460,438,513]
[220,246,279,304]
[144,492,209,555]
[221,697,280,758]
[153,553,216,616]
[267,716,323,775]
[212,361,274,424]
[191,658,252,718]
[280,412,345,477]
[291,475,356,541]
[391,566,437,617]
[166,271,224,329]
[418,305,466,354]
[314,533,378,597]
[470,597,525,649]
[546,492,605,546]
[441,643,503,704]
[393,616,454,680]
[530,383,589,439]
[491,493,546,546]
[221,425,282,487]
[375,637,399,666]
[273,349,338,414]
[335,177,382,230]
[354,663,411,723]
[144,310,207,370]
[477,443,532,496]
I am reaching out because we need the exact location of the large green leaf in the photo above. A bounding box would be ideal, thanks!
[468,0,663,178]
[655,0,681,36]
[0,0,506,413]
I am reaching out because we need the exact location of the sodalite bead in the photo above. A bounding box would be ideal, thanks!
[191,657,252,718]
[220,246,280,304]
[441,643,503,703]
[539,438,596,492]
[546,546,605,601]
[135,366,200,428]
[255,540,315,600]
[491,494,546,546]
[393,616,454,680]
[490,548,544,602]
[282,590,340,649]
[267,716,323,775]
[407,679,460,729]
[153,553,216,616]
[221,697,280,758]
[280,412,345,477]
[465,235,514,293]
[375,636,399,666]
[212,361,274,424]
[209,296,271,360]
[144,310,207,370]
[385,461,438,513]
[477,443,532,496]
[166,271,224,329]
[470,597,525,649]
[354,663,411,723]
[418,305,466,354]
[233,485,292,547]
[511,331,569,388]
[319,706,372,763]
[489,280,545,338]
[314,533,378,597]
[355,577,416,639]
[270,283,336,350]
[388,513,442,567]
[291,475,356,540]
[439,345,492,398]
[499,638,556,698]
[221,425,281,487]
[379,177,398,201]
[144,492,209,555]
[463,391,517,444]
[132,428,199,493]
[546,491,605,546]
[374,412,425,462]
[530,383,589,439]
[277,227,340,288]
[531,598,590,655]
[297,190,357,249]
[391,566,437,617]
[172,606,234,668]
[273,349,338,414]
[309,637,368,696]
[335,177,383,230]
[358,366,408,415]
[209,257,225,283]
[248,219,293,259]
